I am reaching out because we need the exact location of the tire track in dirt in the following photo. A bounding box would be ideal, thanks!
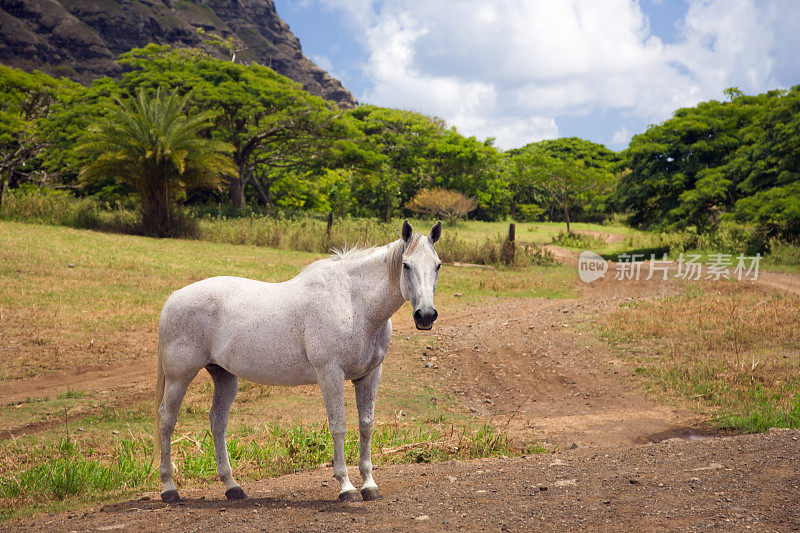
[2,359,157,437]
[4,359,156,407]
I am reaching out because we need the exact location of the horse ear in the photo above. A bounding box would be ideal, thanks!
[401,219,413,243]
[429,221,442,244]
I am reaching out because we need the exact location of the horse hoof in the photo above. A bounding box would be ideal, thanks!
[161,490,181,503]
[360,487,383,501]
[225,487,247,500]
[338,490,361,502]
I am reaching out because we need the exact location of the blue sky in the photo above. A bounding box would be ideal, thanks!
[275,0,799,151]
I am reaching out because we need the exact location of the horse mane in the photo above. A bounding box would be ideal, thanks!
[330,243,380,261]
[328,234,423,285]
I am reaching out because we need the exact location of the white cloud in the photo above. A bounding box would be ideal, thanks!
[611,126,631,146]
[313,0,798,149]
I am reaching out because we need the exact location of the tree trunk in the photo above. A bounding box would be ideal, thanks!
[141,177,173,238]
[251,175,274,208]
[563,204,571,233]
[229,177,245,210]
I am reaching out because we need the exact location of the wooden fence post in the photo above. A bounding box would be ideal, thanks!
[503,223,516,265]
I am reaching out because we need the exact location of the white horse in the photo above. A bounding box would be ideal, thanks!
[154,220,442,503]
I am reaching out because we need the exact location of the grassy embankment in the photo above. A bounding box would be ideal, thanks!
[0,220,569,518]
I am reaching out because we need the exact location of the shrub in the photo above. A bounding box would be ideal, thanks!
[619,228,702,254]
[513,203,545,222]
[551,231,605,249]
[405,188,477,220]
[705,221,767,254]
[766,238,800,266]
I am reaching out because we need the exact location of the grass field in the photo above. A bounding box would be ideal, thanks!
[599,282,800,431]
[436,219,640,245]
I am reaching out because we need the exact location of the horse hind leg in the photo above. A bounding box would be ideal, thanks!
[158,374,195,503]
[207,364,245,500]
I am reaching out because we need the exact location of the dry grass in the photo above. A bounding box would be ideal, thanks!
[0,221,316,382]
[602,282,800,429]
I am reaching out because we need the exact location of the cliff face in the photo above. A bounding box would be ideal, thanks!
[0,0,357,107]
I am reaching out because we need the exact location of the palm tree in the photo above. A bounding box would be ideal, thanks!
[79,87,234,237]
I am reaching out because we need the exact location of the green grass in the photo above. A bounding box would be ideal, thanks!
[56,388,85,400]
[669,248,800,274]
[441,219,638,247]
[0,419,543,519]
[716,388,800,433]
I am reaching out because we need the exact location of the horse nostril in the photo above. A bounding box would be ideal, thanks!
[413,309,422,322]
[432,309,438,322]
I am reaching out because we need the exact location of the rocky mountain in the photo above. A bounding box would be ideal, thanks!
[0,0,357,107]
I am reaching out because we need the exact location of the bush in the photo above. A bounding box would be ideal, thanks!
[765,238,800,266]
[551,231,605,249]
[405,188,477,220]
[619,228,702,254]
[513,203,545,222]
[704,221,767,255]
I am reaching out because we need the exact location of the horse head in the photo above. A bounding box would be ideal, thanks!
[398,219,442,330]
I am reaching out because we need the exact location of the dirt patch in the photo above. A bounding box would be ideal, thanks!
[12,429,800,532]
[4,359,156,408]
[417,272,700,449]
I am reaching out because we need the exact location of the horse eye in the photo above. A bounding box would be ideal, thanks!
[436,263,442,270]
[402,263,410,270]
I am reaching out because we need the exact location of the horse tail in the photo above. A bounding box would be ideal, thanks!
[154,338,165,464]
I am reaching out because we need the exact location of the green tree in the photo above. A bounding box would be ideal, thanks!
[615,90,778,230]
[115,45,342,209]
[527,137,619,220]
[732,181,800,237]
[78,88,234,237]
[508,148,610,233]
[342,105,506,220]
[0,66,80,204]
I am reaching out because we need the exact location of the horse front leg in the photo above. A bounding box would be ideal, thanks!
[354,364,383,501]
[317,367,359,501]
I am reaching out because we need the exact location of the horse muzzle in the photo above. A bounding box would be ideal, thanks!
[413,307,438,330]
